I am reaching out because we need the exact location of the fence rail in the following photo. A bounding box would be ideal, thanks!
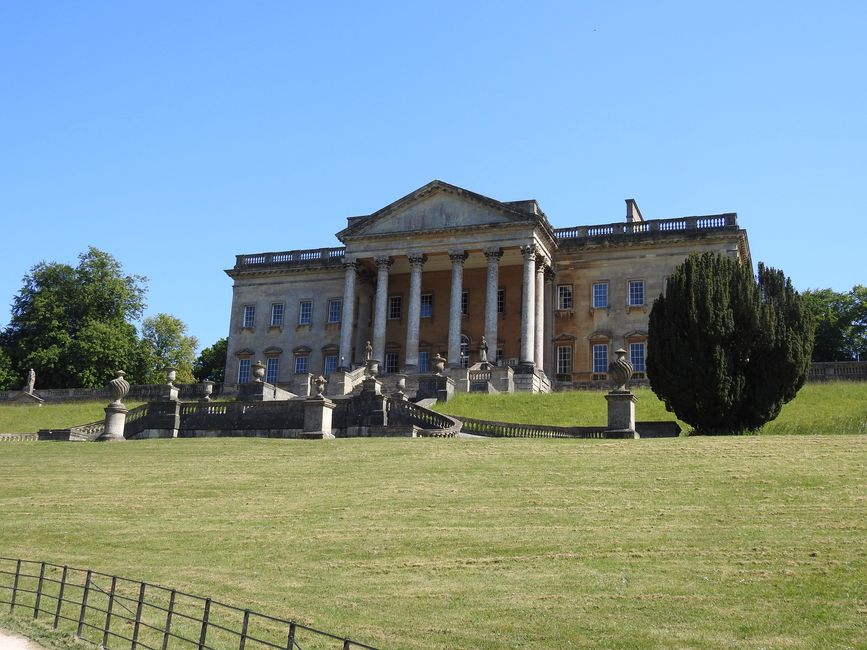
[458,416,607,439]
[385,399,462,437]
[0,557,378,650]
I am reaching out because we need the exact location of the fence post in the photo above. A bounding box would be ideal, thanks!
[161,589,176,650]
[102,575,117,649]
[286,622,297,649]
[131,582,146,650]
[33,561,46,619]
[198,597,211,650]
[9,559,21,611]
[53,565,68,628]
[343,640,351,650]
[76,569,92,638]
[238,609,250,650]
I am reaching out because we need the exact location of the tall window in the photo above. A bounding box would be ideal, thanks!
[298,300,313,325]
[592,283,608,309]
[592,344,608,373]
[237,359,251,383]
[556,346,573,375]
[460,337,469,368]
[628,280,645,306]
[388,295,402,320]
[557,285,573,310]
[327,298,342,323]
[419,351,430,373]
[630,342,646,372]
[294,355,309,374]
[243,305,256,328]
[497,288,505,314]
[420,294,433,318]
[266,357,279,383]
[324,354,338,375]
[461,290,469,315]
[384,352,399,374]
[270,303,284,327]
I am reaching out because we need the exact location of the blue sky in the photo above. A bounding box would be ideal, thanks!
[2,1,864,350]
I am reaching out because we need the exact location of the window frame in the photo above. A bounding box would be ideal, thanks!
[265,357,279,384]
[270,302,284,327]
[388,295,402,320]
[557,284,573,310]
[324,354,338,375]
[592,283,608,309]
[592,343,609,374]
[298,300,313,325]
[420,293,433,318]
[461,290,469,316]
[384,351,399,374]
[327,298,342,324]
[237,358,251,383]
[628,280,645,307]
[497,288,505,314]
[242,305,256,329]
[294,354,309,374]
[418,350,430,373]
[556,345,573,375]
[629,342,646,373]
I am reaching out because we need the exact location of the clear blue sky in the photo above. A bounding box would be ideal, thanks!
[2,1,864,351]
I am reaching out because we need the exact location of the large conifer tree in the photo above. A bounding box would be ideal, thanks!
[647,253,813,433]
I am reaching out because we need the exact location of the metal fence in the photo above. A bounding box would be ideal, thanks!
[0,558,378,650]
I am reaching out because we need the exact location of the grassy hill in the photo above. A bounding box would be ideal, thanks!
[1,432,865,648]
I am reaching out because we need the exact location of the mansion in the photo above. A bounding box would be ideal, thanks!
[223,181,750,393]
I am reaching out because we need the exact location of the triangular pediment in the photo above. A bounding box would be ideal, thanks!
[338,180,539,241]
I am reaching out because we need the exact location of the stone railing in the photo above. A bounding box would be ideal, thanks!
[385,398,462,437]
[0,382,222,405]
[808,361,867,381]
[38,419,105,442]
[0,433,38,442]
[233,247,346,270]
[555,214,737,242]
[458,416,606,439]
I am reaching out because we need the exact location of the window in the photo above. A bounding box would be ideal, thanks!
[557,285,573,310]
[237,359,251,383]
[243,305,256,329]
[419,351,430,373]
[388,295,402,320]
[592,283,608,309]
[327,298,342,324]
[592,344,608,373]
[294,355,309,374]
[324,354,338,375]
[384,352,399,374]
[461,291,468,315]
[630,342,646,372]
[556,346,573,375]
[298,300,313,325]
[628,280,645,306]
[266,357,279,384]
[496,347,504,364]
[270,303,284,327]
[497,288,505,314]
[420,294,433,318]
[460,337,469,368]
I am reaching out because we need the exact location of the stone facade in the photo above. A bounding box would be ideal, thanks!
[224,180,750,392]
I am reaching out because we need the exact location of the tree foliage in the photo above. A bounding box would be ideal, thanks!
[2,248,147,388]
[140,313,199,384]
[647,253,814,434]
[801,286,867,361]
[193,337,227,382]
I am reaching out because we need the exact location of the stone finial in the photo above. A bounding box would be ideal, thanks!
[313,375,327,397]
[165,366,177,386]
[608,348,633,392]
[251,360,266,383]
[108,370,130,406]
[201,380,214,402]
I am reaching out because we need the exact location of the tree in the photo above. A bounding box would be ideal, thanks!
[2,248,147,388]
[193,337,227,382]
[0,347,17,390]
[647,253,814,434]
[802,286,867,361]
[140,313,199,384]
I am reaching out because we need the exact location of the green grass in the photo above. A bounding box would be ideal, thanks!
[0,400,144,434]
[1,435,865,649]
[434,382,867,435]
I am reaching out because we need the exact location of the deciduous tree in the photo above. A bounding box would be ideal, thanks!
[193,337,227,382]
[140,313,199,384]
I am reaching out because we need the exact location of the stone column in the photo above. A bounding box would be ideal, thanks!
[371,256,392,365]
[520,244,537,369]
[484,248,502,365]
[338,260,358,370]
[535,258,546,372]
[447,251,467,368]
[403,253,426,371]
[544,267,555,378]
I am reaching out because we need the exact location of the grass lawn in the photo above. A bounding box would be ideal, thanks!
[0,400,145,434]
[0,433,865,649]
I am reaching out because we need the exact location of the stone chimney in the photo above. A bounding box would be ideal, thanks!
[625,198,644,223]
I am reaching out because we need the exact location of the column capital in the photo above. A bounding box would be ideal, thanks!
[374,256,393,269]
[407,253,428,268]
[484,247,503,261]
[448,250,468,265]
[544,266,556,283]
[343,259,359,271]
[521,243,538,260]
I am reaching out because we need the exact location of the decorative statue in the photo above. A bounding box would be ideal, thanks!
[364,340,373,363]
[313,375,327,397]
[433,353,446,375]
[108,370,131,406]
[24,368,36,394]
[479,337,488,364]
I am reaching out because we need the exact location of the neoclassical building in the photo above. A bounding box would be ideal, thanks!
[224,181,750,393]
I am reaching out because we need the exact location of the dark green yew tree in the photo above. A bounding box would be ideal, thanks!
[647,253,814,434]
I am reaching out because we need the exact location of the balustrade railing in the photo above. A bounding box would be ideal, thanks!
[235,248,346,269]
[458,416,606,439]
[0,557,378,650]
[385,399,462,437]
[555,214,737,241]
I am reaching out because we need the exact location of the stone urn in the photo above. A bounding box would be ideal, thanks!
[608,348,634,392]
[108,370,130,405]
[366,358,380,377]
[201,380,214,402]
[433,353,446,375]
[251,360,266,383]
[165,366,177,386]
[313,375,327,397]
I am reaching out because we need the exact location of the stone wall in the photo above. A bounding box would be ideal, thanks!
[0,382,222,404]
